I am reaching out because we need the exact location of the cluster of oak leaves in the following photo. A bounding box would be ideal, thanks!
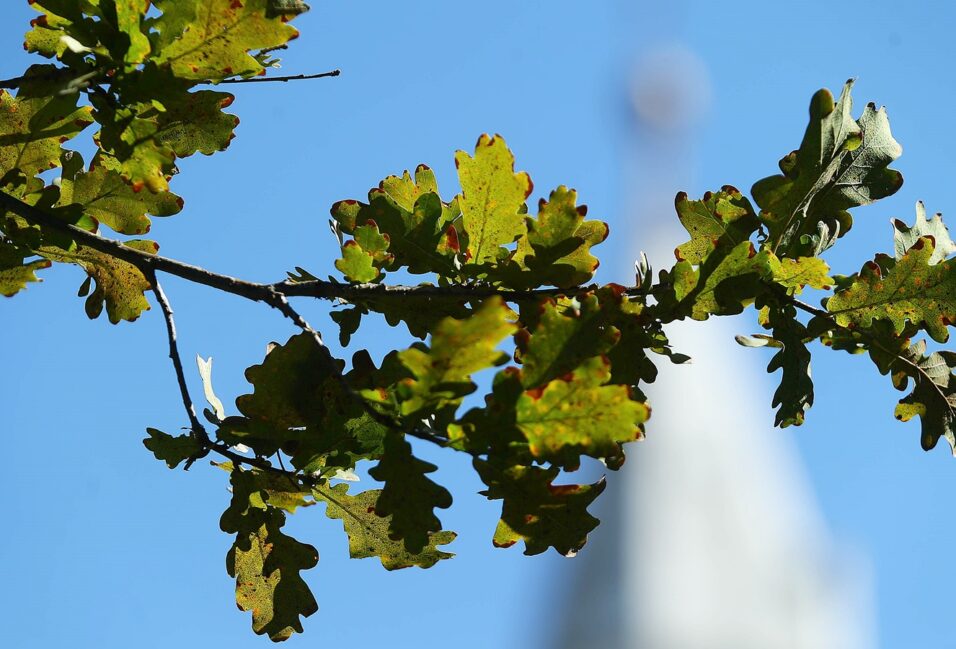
[2,0,956,642]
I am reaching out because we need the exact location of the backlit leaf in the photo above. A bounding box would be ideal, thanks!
[142,428,203,468]
[317,484,455,570]
[511,186,608,287]
[674,186,759,265]
[455,134,531,265]
[515,356,649,470]
[474,459,606,557]
[367,433,452,553]
[39,239,157,323]
[221,468,318,642]
[396,297,515,417]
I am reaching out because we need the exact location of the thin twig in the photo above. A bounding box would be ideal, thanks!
[217,69,340,84]
[150,273,208,443]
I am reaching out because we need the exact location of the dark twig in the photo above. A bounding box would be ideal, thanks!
[150,273,208,444]
[217,69,341,84]
[0,188,603,307]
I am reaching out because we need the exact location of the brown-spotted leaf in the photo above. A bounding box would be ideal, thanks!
[826,237,956,343]
[316,484,455,570]
[38,239,157,323]
[151,0,305,81]
[221,468,318,642]
[515,293,620,389]
[396,297,515,418]
[58,152,183,235]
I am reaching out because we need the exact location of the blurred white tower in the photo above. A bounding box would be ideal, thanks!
[553,40,874,649]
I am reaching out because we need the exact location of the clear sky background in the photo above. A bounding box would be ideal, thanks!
[2,1,956,648]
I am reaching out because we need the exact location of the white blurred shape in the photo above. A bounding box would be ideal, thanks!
[553,37,873,649]
[630,44,712,133]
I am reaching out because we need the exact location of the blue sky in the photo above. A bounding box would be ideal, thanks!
[2,1,956,647]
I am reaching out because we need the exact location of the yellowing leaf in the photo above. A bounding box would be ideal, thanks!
[39,239,157,323]
[455,134,531,265]
[0,67,93,178]
[221,469,318,642]
[152,0,304,80]
[397,297,515,417]
[58,154,183,235]
[516,356,649,470]
[768,254,832,293]
[0,240,49,297]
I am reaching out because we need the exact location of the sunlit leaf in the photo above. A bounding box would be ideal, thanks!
[826,237,956,343]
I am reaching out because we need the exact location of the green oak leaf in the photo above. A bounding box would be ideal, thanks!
[367,433,452,553]
[334,222,391,283]
[893,201,956,265]
[455,134,531,265]
[0,240,50,297]
[142,428,203,468]
[115,0,152,65]
[24,2,102,60]
[672,240,773,320]
[510,185,608,287]
[474,459,606,557]
[826,237,956,343]
[516,356,649,470]
[762,303,813,427]
[887,339,956,453]
[768,253,832,293]
[58,152,183,235]
[330,166,460,277]
[223,332,386,471]
[752,81,903,257]
[396,296,515,417]
[317,484,455,570]
[154,89,239,157]
[91,102,176,193]
[39,239,157,323]
[0,67,93,178]
[515,293,620,389]
[221,468,318,642]
[674,186,760,265]
[151,0,304,80]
